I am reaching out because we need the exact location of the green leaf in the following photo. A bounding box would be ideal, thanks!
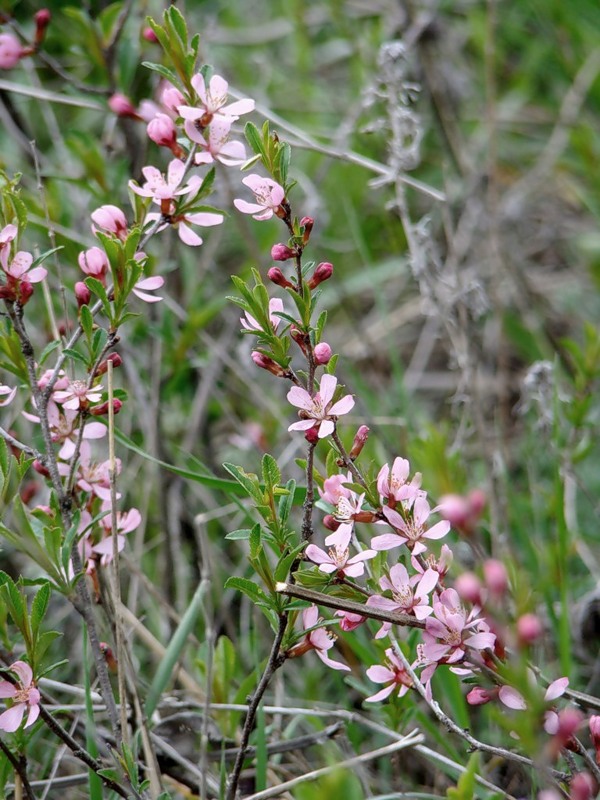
[278,479,296,525]
[261,453,281,490]
[274,542,305,584]
[224,577,270,607]
[62,348,89,367]
[249,523,262,560]
[244,122,265,158]
[224,529,252,541]
[223,463,263,503]
[30,582,51,640]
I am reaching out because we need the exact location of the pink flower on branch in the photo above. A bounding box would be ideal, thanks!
[365,647,415,703]
[0,661,40,732]
[372,497,450,555]
[0,34,24,70]
[179,73,254,128]
[91,205,128,241]
[241,298,284,333]
[189,118,247,167]
[129,159,202,203]
[234,175,286,221]
[367,563,439,638]
[0,248,47,304]
[287,374,354,439]
[377,457,422,507]
[0,384,16,407]
[305,525,376,578]
[53,380,103,412]
[92,503,142,565]
[287,605,350,672]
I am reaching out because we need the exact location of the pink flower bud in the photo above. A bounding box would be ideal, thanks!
[570,773,596,800]
[336,610,365,631]
[267,267,294,289]
[0,33,23,69]
[96,353,123,375]
[468,488,486,516]
[483,559,508,597]
[271,243,295,261]
[251,351,287,377]
[75,281,91,307]
[455,572,483,605]
[159,84,185,115]
[349,425,369,460]
[78,246,109,281]
[589,716,600,765]
[304,425,320,445]
[466,686,496,706]
[108,93,139,119]
[33,459,50,478]
[90,399,122,416]
[34,9,51,44]
[290,325,309,355]
[17,280,34,305]
[307,261,333,290]
[438,493,470,530]
[300,216,314,244]
[142,26,159,43]
[314,342,332,365]
[147,113,180,153]
[323,514,341,532]
[516,613,543,645]
[91,205,128,240]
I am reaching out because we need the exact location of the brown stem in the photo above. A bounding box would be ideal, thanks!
[0,740,35,800]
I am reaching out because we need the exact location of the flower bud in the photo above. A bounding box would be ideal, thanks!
[307,261,333,290]
[78,246,109,281]
[516,613,543,645]
[466,686,496,706]
[290,325,309,355]
[90,399,122,416]
[323,514,340,532]
[0,33,23,69]
[590,716,600,765]
[271,243,295,261]
[304,425,320,445]
[349,425,369,459]
[147,113,182,156]
[300,216,314,244]
[267,267,294,289]
[33,459,50,478]
[17,281,34,305]
[75,281,91,307]
[100,642,119,673]
[483,559,508,597]
[455,572,483,605]
[91,205,128,240]
[142,26,159,43]
[34,9,51,45]
[251,351,287,377]
[570,773,596,800]
[159,84,185,115]
[336,610,365,631]
[96,353,123,375]
[108,93,139,119]
[314,342,332,365]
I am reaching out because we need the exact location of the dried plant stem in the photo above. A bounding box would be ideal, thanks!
[225,614,288,800]
[0,741,34,800]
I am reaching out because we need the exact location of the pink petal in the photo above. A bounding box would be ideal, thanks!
[545,677,569,702]
[318,374,337,407]
[0,682,16,699]
[233,199,264,215]
[12,660,35,688]
[305,544,332,565]
[82,422,107,440]
[302,605,318,630]
[177,223,203,247]
[185,212,224,227]
[364,683,396,703]
[0,704,25,732]
[424,520,451,540]
[315,648,350,672]
[26,266,47,283]
[329,394,354,416]
[222,98,255,116]
[499,686,527,710]
[287,386,313,411]
[371,533,404,551]
[366,665,395,683]
[317,419,335,438]
[288,420,316,432]
[167,159,185,187]
[25,703,40,729]
[133,288,163,303]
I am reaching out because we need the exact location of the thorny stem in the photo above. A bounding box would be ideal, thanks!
[225,614,288,800]
[0,740,35,800]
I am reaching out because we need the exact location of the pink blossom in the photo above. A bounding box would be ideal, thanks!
[0,384,16,407]
[498,675,569,715]
[129,159,202,203]
[372,497,450,555]
[287,374,354,439]
[377,457,422,506]
[58,441,120,502]
[108,93,138,118]
[1,250,46,283]
[158,83,185,116]
[412,544,453,580]
[179,73,254,127]
[241,298,284,332]
[190,118,247,166]
[0,34,23,70]
[287,605,350,672]
[91,205,128,240]
[365,648,414,703]
[53,379,103,412]
[319,472,352,506]
[305,526,375,578]
[421,587,495,665]
[78,246,109,283]
[314,342,332,365]
[335,610,366,631]
[147,113,183,157]
[132,275,164,303]
[144,204,224,247]
[92,503,142,565]
[483,559,508,596]
[24,400,106,460]
[0,661,40,732]
[234,175,286,221]
[367,563,439,638]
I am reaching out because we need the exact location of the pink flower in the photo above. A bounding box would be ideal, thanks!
[129,159,202,203]
[335,610,366,632]
[24,400,106,460]
[365,648,414,703]
[58,441,120,502]
[0,661,40,732]
[132,275,164,303]
[0,384,16,407]
[0,248,47,304]
[287,374,354,439]
[287,605,350,672]
[92,503,142,565]
[319,472,352,506]
[147,113,179,149]
[190,118,247,166]
[78,246,109,283]
[305,526,376,579]
[91,205,128,240]
[234,175,286,221]
[179,73,254,127]
[53,379,103,411]
[158,83,185,116]
[367,564,439,638]
[241,298,283,332]
[421,587,495,665]
[411,544,453,580]
[372,497,450,555]
[0,34,23,70]
[108,93,138,118]
[377,457,422,506]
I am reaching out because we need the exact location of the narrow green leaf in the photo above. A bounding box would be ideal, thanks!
[30,582,51,640]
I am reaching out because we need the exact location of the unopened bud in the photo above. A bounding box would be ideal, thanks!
[590,716,600,764]
[99,642,118,673]
[323,514,340,532]
[142,26,159,43]
[313,342,332,365]
[17,281,34,305]
[108,93,139,119]
[290,325,309,355]
[0,33,23,69]
[483,559,508,597]
[455,572,483,605]
[300,216,314,244]
[75,281,91,307]
[147,113,182,156]
[271,243,295,262]
[570,773,596,800]
[267,267,294,289]
[34,9,51,45]
[516,613,543,645]
[349,425,369,459]
[251,351,287,377]
[96,353,123,375]
[304,425,320,444]
[33,459,50,478]
[466,686,496,706]
[20,480,39,505]
[307,261,333,290]
[90,399,122,416]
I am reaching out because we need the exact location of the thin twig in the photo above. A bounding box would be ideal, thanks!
[0,739,35,800]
